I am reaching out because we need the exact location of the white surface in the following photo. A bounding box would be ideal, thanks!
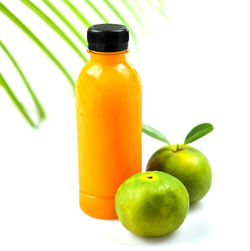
[0,0,250,250]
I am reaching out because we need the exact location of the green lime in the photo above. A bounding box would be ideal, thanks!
[115,171,189,237]
[146,144,212,204]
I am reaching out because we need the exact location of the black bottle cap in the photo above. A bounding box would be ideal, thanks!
[87,24,129,52]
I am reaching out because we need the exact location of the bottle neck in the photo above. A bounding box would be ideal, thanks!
[89,50,128,64]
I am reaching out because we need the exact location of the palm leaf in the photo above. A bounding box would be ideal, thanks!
[131,0,144,13]
[21,0,87,62]
[103,0,137,43]
[62,0,91,27]
[0,3,75,89]
[129,1,149,30]
[146,0,168,19]
[84,0,109,23]
[0,41,45,122]
[121,0,144,30]
[42,0,87,46]
[0,73,38,128]
[0,0,168,129]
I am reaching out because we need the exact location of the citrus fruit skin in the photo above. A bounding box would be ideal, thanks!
[115,171,189,237]
[146,144,212,204]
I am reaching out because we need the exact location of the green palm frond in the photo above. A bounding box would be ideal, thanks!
[0,0,167,129]
[128,1,149,30]
[42,0,87,46]
[103,0,136,42]
[21,0,87,62]
[84,0,109,23]
[0,41,45,123]
[62,0,91,27]
[0,3,75,89]
[121,0,144,30]
[146,0,168,19]
[0,73,38,128]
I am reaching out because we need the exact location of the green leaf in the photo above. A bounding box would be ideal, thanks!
[121,0,144,30]
[184,123,214,144]
[62,0,91,27]
[103,0,137,43]
[42,0,87,46]
[21,0,87,62]
[0,41,45,122]
[84,0,109,23]
[0,73,37,128]
[128,1,149,31]
[0,3,75,89]
[142,124,170,145]
[146,0,169,19]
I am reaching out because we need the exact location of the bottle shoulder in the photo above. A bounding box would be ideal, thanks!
[77,60,141,85]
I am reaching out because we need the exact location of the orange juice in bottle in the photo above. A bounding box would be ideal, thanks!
[76,24,142,219]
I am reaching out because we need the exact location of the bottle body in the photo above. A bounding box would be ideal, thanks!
[76,51,142,219]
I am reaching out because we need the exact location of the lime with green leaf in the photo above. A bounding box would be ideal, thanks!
[143,123,213,204]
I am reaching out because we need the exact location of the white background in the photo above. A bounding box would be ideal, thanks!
[0,0,250,250]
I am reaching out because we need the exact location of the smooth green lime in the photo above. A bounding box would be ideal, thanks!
[146,144,212,204]
[115,171,189,237]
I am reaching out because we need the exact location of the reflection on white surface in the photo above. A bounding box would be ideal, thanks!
[109,202,210,246]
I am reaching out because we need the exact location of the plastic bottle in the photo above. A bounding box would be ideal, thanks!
[76,24,142,219]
